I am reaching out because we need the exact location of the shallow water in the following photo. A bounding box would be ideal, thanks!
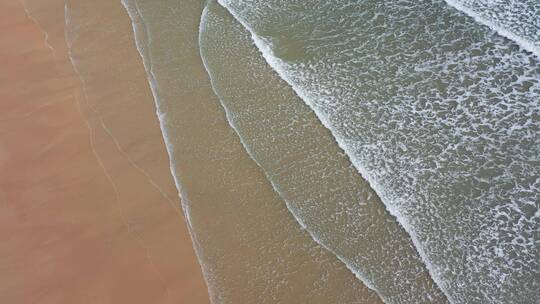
[120,0,383,303]
[199,2,447,303]
[216,0,540,303]
[55,0,540,302]
[443,0,540,57]
[12,0,540,302]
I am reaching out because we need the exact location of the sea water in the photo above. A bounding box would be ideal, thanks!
[120,0,383,303]
[215,0,540,303]
[200,2,447,303]
[112,0,539,302]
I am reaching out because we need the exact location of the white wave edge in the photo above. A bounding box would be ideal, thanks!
[443,0,540,58]
[118,1,217,303]
[214,1,457,303]
[197,3,391,303]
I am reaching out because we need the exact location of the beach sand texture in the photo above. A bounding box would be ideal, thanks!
[0,0,209,303]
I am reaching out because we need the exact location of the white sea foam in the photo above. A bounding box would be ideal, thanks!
[121,1,386,303]
[199,2,448,303]
[249,32,451,302]
[119,1,217,301]
[217,0,540,303]
[443,0,540,58]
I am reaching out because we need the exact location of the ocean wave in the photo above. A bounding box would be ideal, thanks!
[217,0,540,303]
[199,1,448,303]
[121,0,384,303]
[443,0,540,57]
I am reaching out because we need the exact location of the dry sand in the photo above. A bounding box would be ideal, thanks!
[0,0,209,302]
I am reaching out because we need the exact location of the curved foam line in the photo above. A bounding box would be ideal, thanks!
[198,2,385,296]
[443,0,539,58]
[214,1,456,303]
[119,2,217,302]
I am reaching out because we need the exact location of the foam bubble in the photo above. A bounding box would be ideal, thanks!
[217,0,540,302]
[199,2,449,303]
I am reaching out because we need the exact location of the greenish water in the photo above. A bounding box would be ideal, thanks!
[120,0,539,303]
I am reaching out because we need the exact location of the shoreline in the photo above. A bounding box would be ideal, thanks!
[0,0,210,303]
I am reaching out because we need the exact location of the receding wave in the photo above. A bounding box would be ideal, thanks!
[217,0,540,303]
[199,1,448,303]
[121,0,383,303]
[443,0,540,57]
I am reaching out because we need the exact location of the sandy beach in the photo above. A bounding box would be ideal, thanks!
[2,0,535,302]
[0,0,209,303]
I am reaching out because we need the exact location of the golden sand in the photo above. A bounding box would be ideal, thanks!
[0,0,209,302]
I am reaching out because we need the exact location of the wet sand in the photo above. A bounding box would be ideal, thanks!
[119,1,383,303]
[0,0,209,303]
